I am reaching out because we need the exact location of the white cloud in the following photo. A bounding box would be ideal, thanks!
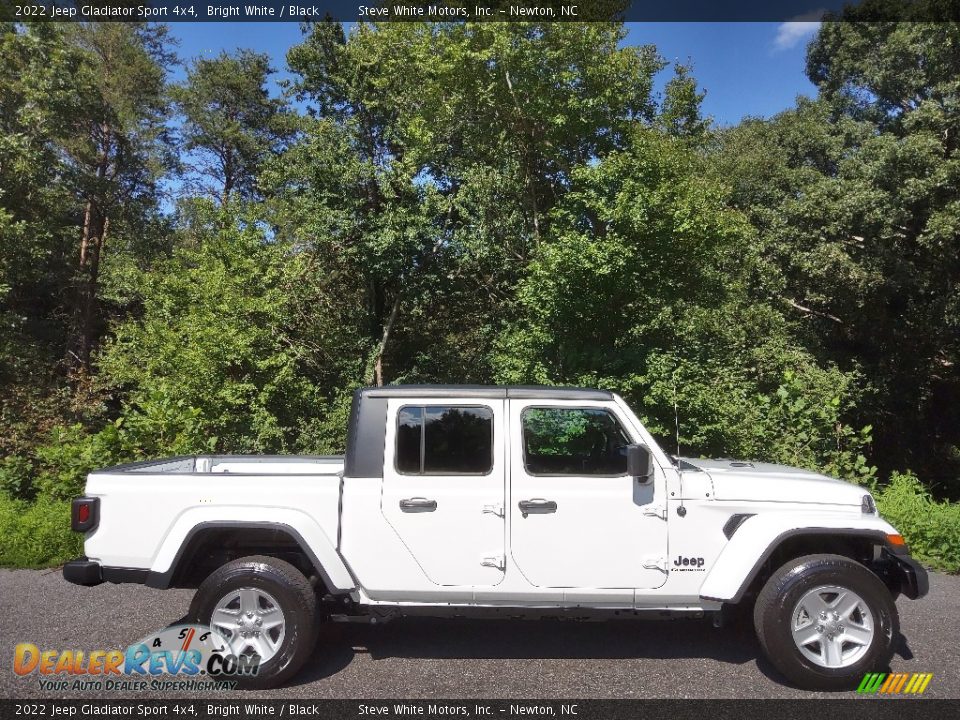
[772,12,824,51]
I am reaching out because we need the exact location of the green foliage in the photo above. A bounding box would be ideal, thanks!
[491,128,870,479]
[658,63,710,139]
[875,473,960,573]
[294,385,357,456]
[97,203,324,456]
[493,128,747,384]
[2,399,215,505]
[277,21,695,387]
[1,17,958,570]
[717,9,960,492]
[172,49,290,204]
[756,370,876,483]
[32,424,123,501]
[0,496,82,568]
[0,24,88,388]
[0,456,34,501]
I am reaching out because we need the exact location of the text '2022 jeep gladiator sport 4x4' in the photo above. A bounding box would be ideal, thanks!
[64,385,928,690]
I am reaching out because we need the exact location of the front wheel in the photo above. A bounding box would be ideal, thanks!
[753,553,899,690]
[189,555,318,689]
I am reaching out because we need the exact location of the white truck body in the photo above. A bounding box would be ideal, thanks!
[64,385,929,689]
[72,388,918,612]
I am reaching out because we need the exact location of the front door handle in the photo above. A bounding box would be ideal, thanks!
[518,498,557,517]
[399,497,437,512]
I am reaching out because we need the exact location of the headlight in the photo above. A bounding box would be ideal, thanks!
[861,494,877,514]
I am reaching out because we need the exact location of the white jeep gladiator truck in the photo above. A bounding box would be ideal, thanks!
[64,385,927,690]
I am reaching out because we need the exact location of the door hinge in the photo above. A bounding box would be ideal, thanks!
[643,505,667,520]
[481,555,505,571]
[642,556,667,573]
[482,503,504,518]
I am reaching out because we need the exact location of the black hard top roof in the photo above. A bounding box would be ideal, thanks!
[358,385,614,401]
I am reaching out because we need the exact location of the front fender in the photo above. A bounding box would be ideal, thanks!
[699,512,900,603]
[148,506,355,592]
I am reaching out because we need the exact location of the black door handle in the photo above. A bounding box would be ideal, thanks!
[399,497,438,512]
[518,499,557,516]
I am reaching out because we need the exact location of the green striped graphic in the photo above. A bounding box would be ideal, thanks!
[857,672,933,695]
[857,673,887,693]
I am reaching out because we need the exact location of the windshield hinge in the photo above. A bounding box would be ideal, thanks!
[481,555,505,571]
[642,556,667,573]
[483,503,504,518]
[643,505,667,520]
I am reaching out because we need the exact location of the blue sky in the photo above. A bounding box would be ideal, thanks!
[628,23,820,125]
[168,21,820,127]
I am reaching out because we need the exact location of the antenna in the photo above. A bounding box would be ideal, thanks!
[673,378,681,458]
[673,374,687,517]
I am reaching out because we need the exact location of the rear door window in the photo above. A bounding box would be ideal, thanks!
[396,405,494,475]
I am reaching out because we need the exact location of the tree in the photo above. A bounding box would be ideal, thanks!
[60,23,174,369]
[658,63,710,139]
[173,50,290,206]
[0,22,174,496]
[277,20,669,387]
[97,203,323,454]
[0,23,89,456]
[492,127,865,471]
[717,6,960,494]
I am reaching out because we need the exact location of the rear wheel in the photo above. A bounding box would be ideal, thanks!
[753,553,898,690]
[189,555,318,689]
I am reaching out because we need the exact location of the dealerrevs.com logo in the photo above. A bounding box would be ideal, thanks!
[857,672,934,695]
[13,624,259,692]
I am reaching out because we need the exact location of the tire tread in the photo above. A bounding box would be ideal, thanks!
[753,553,898,690]
[189,554,318,689]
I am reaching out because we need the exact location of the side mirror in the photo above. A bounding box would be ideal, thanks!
[627,444,654,483]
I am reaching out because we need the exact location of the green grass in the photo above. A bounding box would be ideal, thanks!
[0,495,82,568]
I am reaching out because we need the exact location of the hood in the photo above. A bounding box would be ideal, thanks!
[681,458,865,507]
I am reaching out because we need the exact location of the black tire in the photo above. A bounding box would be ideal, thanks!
[753,553,898,691]
[189,555,318,689]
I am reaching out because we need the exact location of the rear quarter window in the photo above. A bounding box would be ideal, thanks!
[396,405,494,475]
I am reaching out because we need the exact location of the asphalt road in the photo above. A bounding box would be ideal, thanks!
[1,568,957,700]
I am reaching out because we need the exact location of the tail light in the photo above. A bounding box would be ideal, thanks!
[71,497,99,533]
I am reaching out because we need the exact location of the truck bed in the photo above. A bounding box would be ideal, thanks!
[83,455,345,573]
[99,454,345,475]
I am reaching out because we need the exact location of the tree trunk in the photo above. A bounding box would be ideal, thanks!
[369,295,400,387]
[503,70,541,247]
[69,124,113,371]
[79,200,93,269]
[76,209,108,368]
[222,147,234,207]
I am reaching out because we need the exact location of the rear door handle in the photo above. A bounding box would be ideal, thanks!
[399,497,437,512]
[518,498,557,516]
